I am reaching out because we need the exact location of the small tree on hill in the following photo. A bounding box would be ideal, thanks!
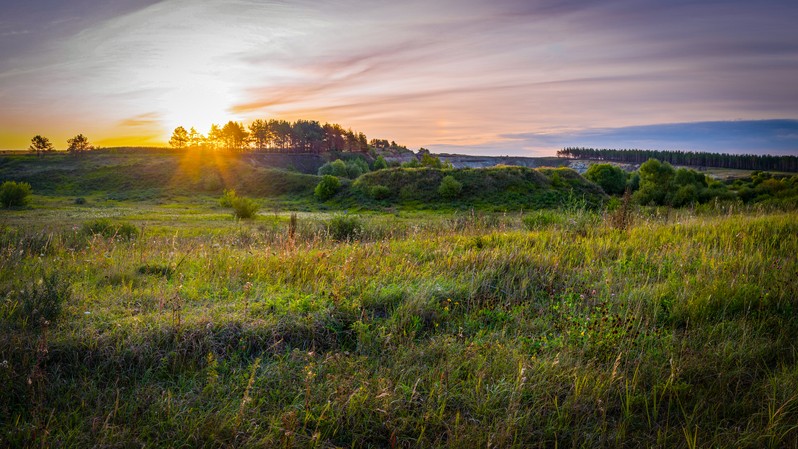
[169,126,189,149]
[29,135,55,156]
[66,134,92,155]
[438,175,463,198]
[373,155,388,170]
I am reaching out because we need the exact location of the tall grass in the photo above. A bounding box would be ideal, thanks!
[0,207,796,447]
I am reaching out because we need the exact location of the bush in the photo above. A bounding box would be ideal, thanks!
[80,219,140,240]
[219,189,237,207]
[369,185,391,200]
[0,181,32,208]
[231,196,259,219]
[438,175,463,198]
[326,214,364,241]
[584,164,627,195]
[320,158,370,179]
[74,197,87,205]
[315,175,340,201]
[373,155,388,170]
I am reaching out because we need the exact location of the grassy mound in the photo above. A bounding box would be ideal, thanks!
[352,165,607,210]
[0,152,320,200]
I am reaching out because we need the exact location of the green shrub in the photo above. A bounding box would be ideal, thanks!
[231,196,259,219]
[80,219,140,240]
[326,214,363,241]
[584,163,627,195]
[373,155,388,170]
[318,159,348,177]
[369,185,391,200]
[219,189,237,207]
[315,175,340,200]
[438,175,463,198]
[0,181,32,208]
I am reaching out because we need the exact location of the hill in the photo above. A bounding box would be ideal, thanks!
[0,151,607,210]
[351,165,606,210]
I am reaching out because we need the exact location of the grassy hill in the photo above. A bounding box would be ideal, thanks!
[0,151,320,201]
[1,152,607,211]
[349,166,606,210]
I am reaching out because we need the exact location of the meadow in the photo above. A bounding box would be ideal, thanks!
[2,192,797,447]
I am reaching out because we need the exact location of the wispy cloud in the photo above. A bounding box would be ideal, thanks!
[1,0,797,153]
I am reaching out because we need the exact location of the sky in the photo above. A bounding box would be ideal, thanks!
[1,0,798,156]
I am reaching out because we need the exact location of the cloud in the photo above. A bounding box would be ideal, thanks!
[119,112,161,128]
[429,120,798,156]
[2,0,798,151]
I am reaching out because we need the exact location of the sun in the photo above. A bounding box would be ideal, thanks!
[159,82,233,136]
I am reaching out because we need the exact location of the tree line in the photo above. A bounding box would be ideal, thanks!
[557,147,798,172]
[26,119,411,156]
[169,119,409,154]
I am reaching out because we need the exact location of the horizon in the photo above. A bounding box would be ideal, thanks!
[2,1,798,156]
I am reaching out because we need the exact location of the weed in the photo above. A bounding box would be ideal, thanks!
[326,214,364,241]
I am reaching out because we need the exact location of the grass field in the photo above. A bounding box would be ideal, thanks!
[2,194,797,447]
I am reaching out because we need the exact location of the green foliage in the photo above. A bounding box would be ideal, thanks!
[346,158,370,179]
[584,163,628,195]
[420,152,445,168]
[231,196,259,219]
[315,175,340,200]
[634,159,675,205]
[326,214,364,241]
[74,197,87,205]
[401,159,422,168]
[80,218,140,240]
[633,159,735,207]
[355,166,606,210]
[726,171,798,206]
[372,155,388,170]
[369,185,391,200]
[319,159,348,177]
[219,189,237,207]
[438,175,463,198]
[318,158,369,179]
[627,171,641,192]
[0,181,32,208]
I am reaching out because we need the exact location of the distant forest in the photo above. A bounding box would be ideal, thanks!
[557,147,798,172]
[168,119,410,154]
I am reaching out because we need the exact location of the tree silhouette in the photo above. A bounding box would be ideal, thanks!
[221,121,248,151]
[169,126,189,149]
[66,134,92,155]
[29,135,55,156]
[206,124,223,150]
[188,127,203,148]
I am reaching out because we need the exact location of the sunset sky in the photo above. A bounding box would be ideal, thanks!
[2,0,797,155]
